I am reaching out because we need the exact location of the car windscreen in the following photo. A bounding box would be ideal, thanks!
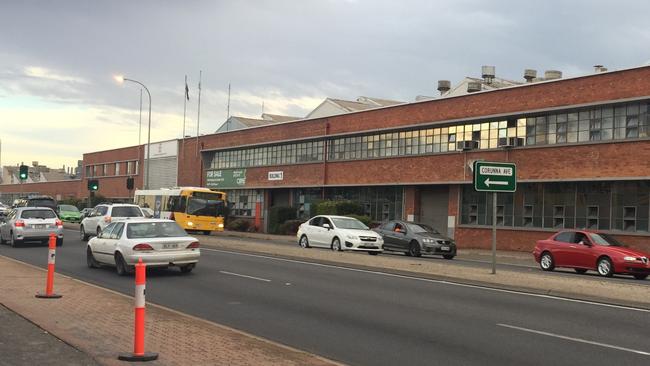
[187,194,225,217]
[21,209,56,219]
[407,223,439,234]
[111,206,143,217]
[126,222,188,239]
[59,205,79,212]
[331,218,368,230]
[589,233,623,247]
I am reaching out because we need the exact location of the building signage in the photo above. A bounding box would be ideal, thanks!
[473,161,516,192]
[206,169,246,188]
[144,140,178,159]
[268,171,284,181]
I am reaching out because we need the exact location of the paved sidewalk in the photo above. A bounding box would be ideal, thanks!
[0,256,341,366]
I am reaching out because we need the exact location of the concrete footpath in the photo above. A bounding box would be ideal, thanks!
[0,255,341,366]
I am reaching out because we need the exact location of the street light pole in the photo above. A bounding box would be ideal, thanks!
[118,77,152,189]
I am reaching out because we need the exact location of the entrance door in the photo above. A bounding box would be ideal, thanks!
[419,186,449,235]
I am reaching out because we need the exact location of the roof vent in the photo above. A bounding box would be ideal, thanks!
[437,80,451,95]
[544,70,562,80]
[594,64,608,73]
[467,81,482,93]
[482,65,495,84]
[523,69,537,83]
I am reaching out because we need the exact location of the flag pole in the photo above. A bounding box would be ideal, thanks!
[183,75,187,140]
[196,70,202,157]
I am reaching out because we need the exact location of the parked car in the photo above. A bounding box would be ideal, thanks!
[0,202,9,216]
[13,195,58,212]
[86,219,200,275]
[0,207,64,247]
[296,215,383,255]
[79,208,92,221]
[373,220,456,259]
[80,203,144,241]
[533,230,650,280]
[57,204,82,223]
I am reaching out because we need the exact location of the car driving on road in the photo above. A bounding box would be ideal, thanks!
[57,204,82,223]
[80,203,144,240]
[297,215,383,255]
[0,207,64,247]
[533,230,650,280]
[373,220,456,259]
[86,218,200,275]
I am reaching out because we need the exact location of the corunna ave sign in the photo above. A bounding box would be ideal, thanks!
[473,161,517,192]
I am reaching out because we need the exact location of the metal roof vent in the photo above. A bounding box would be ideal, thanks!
[482,65,495,84]
[594,64,608,73]
[544,70,562,80]
[467,81,482,93]
[523,69,537,83]
[437,80,451,95]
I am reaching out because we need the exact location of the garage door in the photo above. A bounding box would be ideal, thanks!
[419,186,450,236]
[145,157,177,189]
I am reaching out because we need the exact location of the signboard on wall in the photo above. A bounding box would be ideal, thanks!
[144,140,178,159]
[268,171,283,181]
[206,169,247,188]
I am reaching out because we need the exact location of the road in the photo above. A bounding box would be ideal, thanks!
[1,229,649,366]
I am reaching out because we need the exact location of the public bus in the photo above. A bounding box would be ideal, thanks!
[134,187,227,234]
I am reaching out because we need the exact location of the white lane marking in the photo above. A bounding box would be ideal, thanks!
[201,248,650,313]
[219,270,271,282]
[497,323,650,356]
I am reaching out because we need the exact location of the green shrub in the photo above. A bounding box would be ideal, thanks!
[226,218,250,232]
[269,206,297,234]
[314,200,364,216]
[346,214,372,227]
[277,219,304,235]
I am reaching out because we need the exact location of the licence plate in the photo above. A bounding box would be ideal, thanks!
[163,243,179,249]
[32,224,46,229]
[441,246,450,251]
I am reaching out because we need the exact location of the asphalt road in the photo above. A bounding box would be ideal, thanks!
[1,229,649,366]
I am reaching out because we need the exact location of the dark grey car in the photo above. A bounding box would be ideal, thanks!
[373,221,456,259]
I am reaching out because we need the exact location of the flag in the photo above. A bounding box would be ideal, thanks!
[185,81,190,101]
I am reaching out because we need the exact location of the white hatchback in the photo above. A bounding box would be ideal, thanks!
[86,218,200,275]
[296,215,383,255]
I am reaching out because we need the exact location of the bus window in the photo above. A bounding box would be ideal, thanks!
[168,195,186,213]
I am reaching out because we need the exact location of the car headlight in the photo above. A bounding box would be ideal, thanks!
[623,256,638,262]
[218,223,224,228]
[346,234,358,240]
[422,238,435,243]
[187,221,193,226]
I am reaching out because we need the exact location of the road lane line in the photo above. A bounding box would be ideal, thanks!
[497,323,650,356]
[219,270,271,282]
[201,248,650,313]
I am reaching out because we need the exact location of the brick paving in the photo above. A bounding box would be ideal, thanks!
[0,256,341,366]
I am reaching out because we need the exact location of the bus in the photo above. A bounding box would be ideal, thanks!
[134,187,227,234]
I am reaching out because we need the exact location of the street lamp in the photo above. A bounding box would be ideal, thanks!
[115,75,152,189]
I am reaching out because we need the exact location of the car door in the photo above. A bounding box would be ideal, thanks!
[306,217,325,247]
[105,222,125,264]
[321,217,336,246]
[551,231,575,267]
[92,223,116,263]
[393,221,411,250]
[569,231,597,269]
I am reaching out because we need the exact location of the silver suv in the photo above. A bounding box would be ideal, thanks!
[0,207,64,247]
[80,203,144,241]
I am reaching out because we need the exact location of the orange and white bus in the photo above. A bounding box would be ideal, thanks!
[134,187,227,234]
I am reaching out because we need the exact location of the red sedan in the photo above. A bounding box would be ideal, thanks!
[533,230,650,280]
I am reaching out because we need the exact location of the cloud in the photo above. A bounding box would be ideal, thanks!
[23,66,88,84]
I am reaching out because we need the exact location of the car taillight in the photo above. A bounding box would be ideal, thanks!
[186,241,200,249]
[15,220,25,227]
[169,212,175,220]
[104,216,112,223]
[133,243,154,251]
[55,219,63,227]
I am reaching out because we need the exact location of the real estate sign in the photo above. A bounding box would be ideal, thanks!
[206,169,246,188]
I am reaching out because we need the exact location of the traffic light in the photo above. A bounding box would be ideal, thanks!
[126,176,134,190]
[19,165,28,180]
[88,179,99,191]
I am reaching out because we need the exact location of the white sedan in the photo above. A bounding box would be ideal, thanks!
[86,219,200,275]
[296,215,383,255]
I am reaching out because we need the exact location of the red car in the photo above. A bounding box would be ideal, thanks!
[533,230,650,280]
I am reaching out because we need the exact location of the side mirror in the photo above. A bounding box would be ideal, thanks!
[323,223,331,230]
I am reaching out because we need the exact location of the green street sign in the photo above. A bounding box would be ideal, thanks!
[206,169,246,188]
[473,161,516,192]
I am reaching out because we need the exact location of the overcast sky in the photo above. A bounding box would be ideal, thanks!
[1,0,649,170]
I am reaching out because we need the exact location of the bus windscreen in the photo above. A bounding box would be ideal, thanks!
[187,192,226,217]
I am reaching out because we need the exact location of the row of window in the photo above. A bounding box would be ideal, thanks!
[205,100,650,169]
[86,161,139,178]
[460,181,650,232]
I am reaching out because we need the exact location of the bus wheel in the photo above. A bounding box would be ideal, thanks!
[202,230,211,235]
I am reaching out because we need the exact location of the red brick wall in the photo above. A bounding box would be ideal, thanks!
[456,227,650,253]
[82,145,143,199]
[0,180,82,200]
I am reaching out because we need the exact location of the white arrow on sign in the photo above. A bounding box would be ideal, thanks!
[484,177,508,187]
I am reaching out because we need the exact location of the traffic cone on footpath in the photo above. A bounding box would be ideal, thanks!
[118,258,158,362]
[35,233,62,299]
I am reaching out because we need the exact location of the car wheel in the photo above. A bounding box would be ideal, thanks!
[443,254,455,260]
[87,247,99,268]
[80,226,89,241]
[408,241,422,257]
[96,227,102,237]
[597,257,614,277]
[633,274,648,280]
[368,251,379,255]
[115,253,131,276]
[56,238,63,247]
[539,252,555,271]
[299,235,310,248]
[331,237,342,252]
[0,234,6,245]
[574,268,588,274]
[10,234,22,248]
[180,264,195,274]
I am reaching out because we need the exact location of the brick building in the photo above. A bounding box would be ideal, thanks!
[3,65,650,252]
